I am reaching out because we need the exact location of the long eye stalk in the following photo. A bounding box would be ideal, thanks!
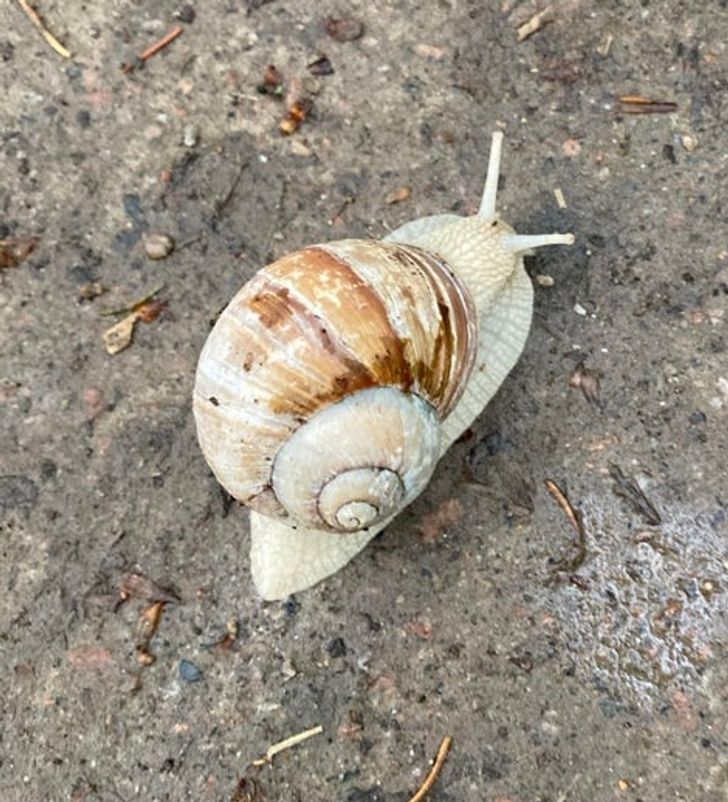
[479,130,575,252]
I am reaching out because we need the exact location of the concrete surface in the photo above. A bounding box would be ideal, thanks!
[2,1,727,800]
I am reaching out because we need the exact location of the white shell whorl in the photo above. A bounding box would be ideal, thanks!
[272,386,440,531]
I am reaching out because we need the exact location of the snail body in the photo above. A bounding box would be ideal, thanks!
[193,132,574,599]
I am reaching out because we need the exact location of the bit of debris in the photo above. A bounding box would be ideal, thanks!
[0,235,38,268]
[325,16,364,42]
[183,124,199,148]
[307,53,334,76]
[179,658,204,682]
[385,186,412,205]
[144,232,175,260]
[553,187,567,209]
[617,95,678,115]
[405,618,433,640]
[279,99,312,136]
[252,725,324,767]
[597,33,613,56]
[568,362,602,405]
[329,196,355,227]
[509,652,534,673]
[231,776,266,802]
[407,735,453,802]
[573,302,588,316]
[122,25,184,74]
[416,498,464,543]
[545,479,587,573]
[101,285,167,355]
[16,0,71,58]
[257,64,284,96]
[536,274,555,287]
[414,43,445,60]
[103,313,138,355]
[206,616,240,650]
[562,138,581,157]
[608,464,662,525]
[214,161,249,217]
[77,281,105,301]
[118,571,180,606]
[517,6,553,41]
[137,600,165,640]
[681,134,698,152]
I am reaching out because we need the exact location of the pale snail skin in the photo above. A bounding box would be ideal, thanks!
[193,132,574,600]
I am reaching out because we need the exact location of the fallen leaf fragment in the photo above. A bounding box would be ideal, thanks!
[608,464,661,525]
[103,312,138,355]
[0,235,38,268]
[136,298,167,323]
[385,186,412,205]
[307,53,334,76]
[252,725,323,766]
[118,571,180,604]
[568,363,602,405]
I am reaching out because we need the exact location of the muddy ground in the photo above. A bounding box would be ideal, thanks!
[2,1,728,800]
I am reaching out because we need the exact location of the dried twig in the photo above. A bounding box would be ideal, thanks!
[408,736,453,802]
[214,162,250,217]
[545,479,587,573]
[99,284,165,317]
[16,0,71,58]
[122,25,184,74]
[517,6,553,41]
[252,725,323,766]
[618,95,677,115]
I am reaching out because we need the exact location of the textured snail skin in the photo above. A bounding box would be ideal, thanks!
[193,132,574,600]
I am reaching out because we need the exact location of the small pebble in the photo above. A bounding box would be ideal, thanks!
[144,232,175,260]
[179,659,204,682]
[574,302,588,316]
[325,16,364,41]
[681,134,698,152]
[175,5,196,23]
[536,274,554,287]
[183,125,199,148]
[327,637,347,658]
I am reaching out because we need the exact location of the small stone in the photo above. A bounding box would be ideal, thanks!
[573,302,588,316]
[327,637,347,658]
[175,5,196,23]
[183,125,199,148]
[325,17,364,41]
[681,134,698,152]
[536,274,554,287]
[179,659,204,682]
[144,232,175,260]
[76,109,91,128]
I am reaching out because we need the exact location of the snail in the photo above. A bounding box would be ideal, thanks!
[193,131,574,600]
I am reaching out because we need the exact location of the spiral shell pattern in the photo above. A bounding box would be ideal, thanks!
[193,239,477,526]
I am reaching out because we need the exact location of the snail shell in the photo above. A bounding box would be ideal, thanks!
[193,132,574,599]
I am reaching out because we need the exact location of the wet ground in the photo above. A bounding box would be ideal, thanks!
[2,1,728,800]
